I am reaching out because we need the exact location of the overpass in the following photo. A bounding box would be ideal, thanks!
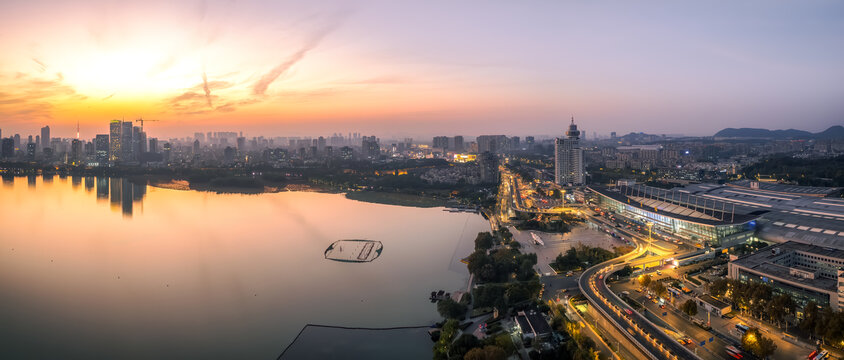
[578,239,702,360]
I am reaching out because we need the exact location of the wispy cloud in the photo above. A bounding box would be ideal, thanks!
[0,72,87,122]
[202,72,212,107]
[252,10,351,95]
[167,76,244,115]
[31,58,47,72]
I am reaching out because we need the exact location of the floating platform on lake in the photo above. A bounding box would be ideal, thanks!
[324,240,383,263]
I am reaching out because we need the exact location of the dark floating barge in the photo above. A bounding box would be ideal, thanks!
[324,239,383,263]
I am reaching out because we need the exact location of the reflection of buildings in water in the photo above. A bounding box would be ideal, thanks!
[121,178,133,216]
[84,176,94,192]
[106,178,146,217]
[7,175,147,218]
[96,177,109,200]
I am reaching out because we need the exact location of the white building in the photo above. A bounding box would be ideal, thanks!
[555,117,584,185]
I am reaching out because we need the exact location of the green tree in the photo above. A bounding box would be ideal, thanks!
[464,345,507,360]
[615,265,634,278]
[680,299,698,317]
[638,274,652,289]
[648,281,667,298]
[491,334,515,355]
[437,297,467,319]
[741,327,777,359]
[708,278,729,297]
[434,319,460,360]
[475,232,495,251]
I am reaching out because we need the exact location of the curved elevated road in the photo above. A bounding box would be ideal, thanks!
[578,244,702,360]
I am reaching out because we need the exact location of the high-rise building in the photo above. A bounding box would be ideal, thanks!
[555,117,584,186]
[121,121,133,161]
[70,139,82,162]
[476,135,509,153]
[132,126,143,160]
[40,125,50,151]
[510,136,520,150]
[478,151,499,183]
[13,134,21,150]
[433,136,449,149]
[361,136,380,159]
[109,120,122,162]
[26,142,36,158]
[1,138,14,158]
[453,136,464,152]
[236,137,246,151]
[148,138,158,154]
[162,142,171,163]
[95,135,109,163]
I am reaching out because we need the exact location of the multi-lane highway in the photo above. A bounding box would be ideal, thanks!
[577,216,705,360]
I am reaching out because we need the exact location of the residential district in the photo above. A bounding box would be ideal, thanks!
[1,120,844,360]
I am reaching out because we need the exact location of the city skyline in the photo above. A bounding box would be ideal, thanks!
[1,0,843,138]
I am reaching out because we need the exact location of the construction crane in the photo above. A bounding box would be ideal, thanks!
[134,117,161,132]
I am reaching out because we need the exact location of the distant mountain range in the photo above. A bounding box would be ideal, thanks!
[714,125,844,139]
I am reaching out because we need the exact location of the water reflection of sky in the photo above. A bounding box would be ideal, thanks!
[0,178,488,359]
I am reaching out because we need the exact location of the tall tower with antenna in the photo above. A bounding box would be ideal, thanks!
[555,116,584,186]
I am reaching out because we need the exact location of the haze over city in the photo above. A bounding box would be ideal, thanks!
[1,0,842,139]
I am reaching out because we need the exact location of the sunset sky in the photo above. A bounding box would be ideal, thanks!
[0,0,842,139]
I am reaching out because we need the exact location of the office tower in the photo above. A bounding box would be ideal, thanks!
[193,140,200,154]
[121,121,133,161]
[611,131,617,139]
[40,125,50,151]
[95,135,109,163]
[478,151,499,183]
[317,136,326,154]
[148,138,158,154]
[555,117,584,186]
[525,136,535,145]
[71,139,82,162]
[1,138,13,158]
[13,134,20,150]
[138,129,147,154]
[109,120,121,161]
[27,142,36,158]
[132,126,143,160]
[236,137,246,151]
[510,136,520,150]
[433,136,449,149]
[453,136,464,152]
[162,143,171,163]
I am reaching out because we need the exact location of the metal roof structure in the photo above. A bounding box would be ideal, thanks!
[678,183,844,249]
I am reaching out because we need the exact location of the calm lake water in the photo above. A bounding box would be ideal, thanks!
[0,175,489,359]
